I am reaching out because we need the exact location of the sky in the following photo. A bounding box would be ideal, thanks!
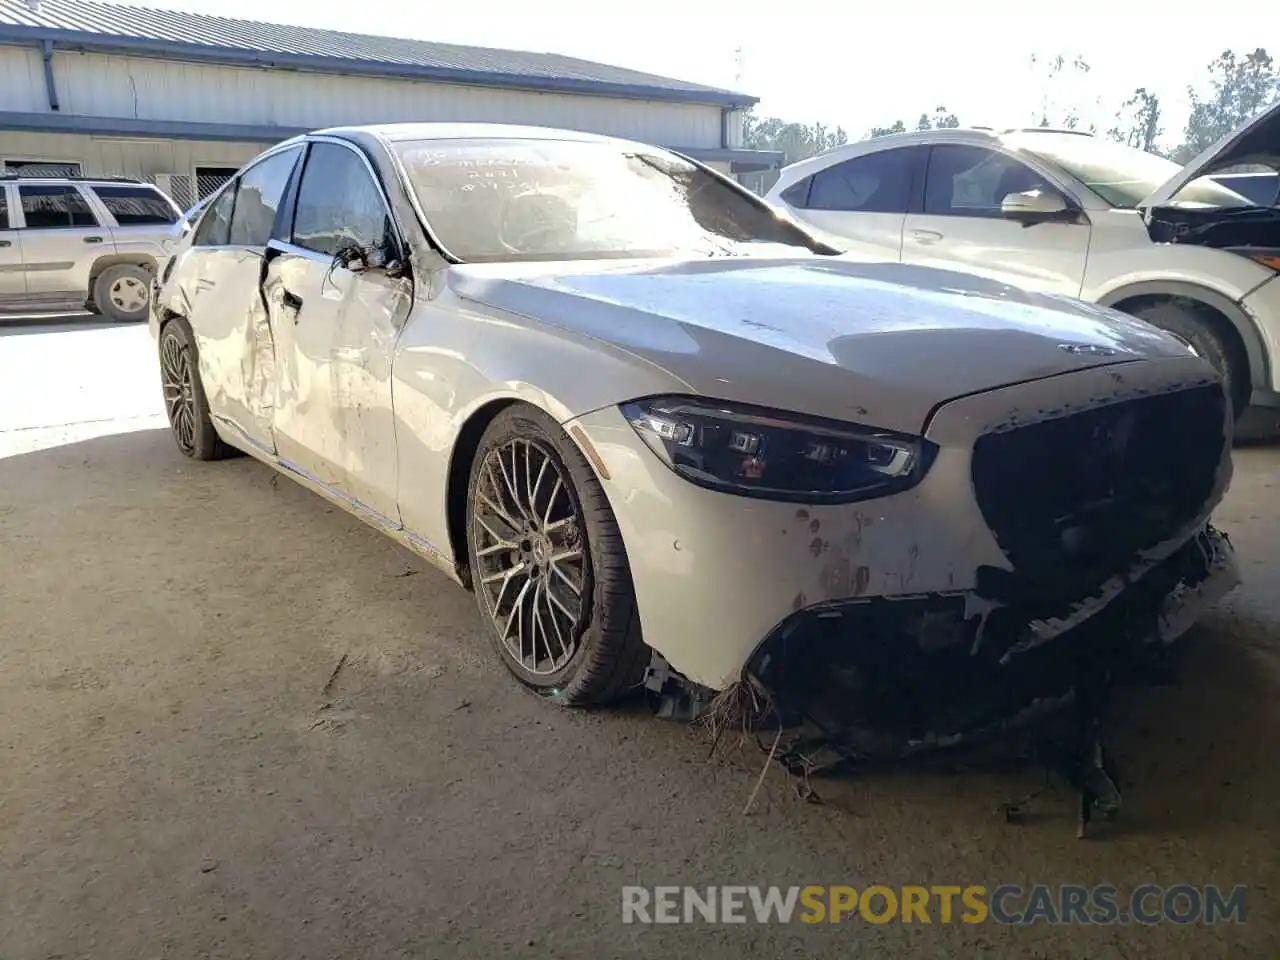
[130,0,1271,148]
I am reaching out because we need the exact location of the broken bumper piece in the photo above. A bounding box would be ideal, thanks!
[726,524,1239,763]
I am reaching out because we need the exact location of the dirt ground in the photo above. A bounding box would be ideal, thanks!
[1,318,1277,959]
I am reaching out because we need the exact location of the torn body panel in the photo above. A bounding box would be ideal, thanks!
[743,524,1237,761]
[570,354,1232,692]
[187,249,277,452]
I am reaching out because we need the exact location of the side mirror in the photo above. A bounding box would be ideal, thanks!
[337,245,369,273]
[1000,189,1073,225]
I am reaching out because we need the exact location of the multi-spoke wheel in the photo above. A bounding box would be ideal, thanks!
[157,318,235,461]
[465,405,650,705]
[93,264,152,323]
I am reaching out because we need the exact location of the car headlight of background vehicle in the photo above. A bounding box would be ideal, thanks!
[620,396,935,503]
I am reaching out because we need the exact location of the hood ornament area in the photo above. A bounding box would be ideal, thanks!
[1058,342,1118,357]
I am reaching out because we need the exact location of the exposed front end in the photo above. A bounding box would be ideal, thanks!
[567,354,1238,749]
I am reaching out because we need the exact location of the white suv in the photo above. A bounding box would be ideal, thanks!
[766,103,1280,429]
[0,176,181,322]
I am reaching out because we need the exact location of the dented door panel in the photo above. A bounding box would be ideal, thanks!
[265,248,346,488]
[329,268,412,521]
[191,248,276,452]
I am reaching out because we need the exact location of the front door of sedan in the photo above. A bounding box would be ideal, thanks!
[265,140,409,522]
[900,144,1091,296]
[184,145,303,454]
[777,146,925,261]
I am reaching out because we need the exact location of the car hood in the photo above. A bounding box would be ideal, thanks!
[448,256,1199,434]
[1141,99,1280,209]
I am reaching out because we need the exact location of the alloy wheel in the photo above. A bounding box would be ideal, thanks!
[160,333,196,454]
[471,439,588,676]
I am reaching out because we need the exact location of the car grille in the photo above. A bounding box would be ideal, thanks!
[971,384,1225,596]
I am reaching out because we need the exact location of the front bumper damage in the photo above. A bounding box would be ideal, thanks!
[568,357,1240,834]
[735,523,1238,761]
[644,523,1238,836]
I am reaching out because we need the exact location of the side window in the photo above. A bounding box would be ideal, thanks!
[229,147,302,246]
[0,190,8,230]
[806,149,920,213]
[193,183,236,247]
[924,145,1057,217]
[779,177,812,208]
[292,142,393,257]
[18,185,98,228]
[91,185,179,225]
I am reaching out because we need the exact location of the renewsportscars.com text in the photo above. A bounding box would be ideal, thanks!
[621,884,1247,925]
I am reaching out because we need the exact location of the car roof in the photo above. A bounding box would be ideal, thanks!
[311,121,659,153]
[0,175,151,184]
[770,126,1098,183]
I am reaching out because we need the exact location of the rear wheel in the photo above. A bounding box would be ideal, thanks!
[1126,299,1248,421]
[465,405,649,705]
[158,318,236,461]
[94,264,152,323]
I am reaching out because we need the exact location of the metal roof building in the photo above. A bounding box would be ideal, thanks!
[0,0,781,205]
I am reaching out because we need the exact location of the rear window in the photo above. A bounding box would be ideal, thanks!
[91,185,179,225]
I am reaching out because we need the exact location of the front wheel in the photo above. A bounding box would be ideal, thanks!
[465,405,649,706]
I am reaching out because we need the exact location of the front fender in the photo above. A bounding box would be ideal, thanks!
[390,287,689,553]
[1095,277,1270,395]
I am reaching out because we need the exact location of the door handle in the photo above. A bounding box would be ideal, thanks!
[281,289,304,321]
[909,229,944,244]
[0,239,10,248]
[83,236,104,244]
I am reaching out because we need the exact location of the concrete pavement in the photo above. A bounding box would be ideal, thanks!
[1,317,1276,959]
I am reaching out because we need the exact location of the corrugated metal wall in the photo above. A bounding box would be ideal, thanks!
[0,43,43,112]
[0,44,724,150]
[0,129,267,205]
[1,41,738,205]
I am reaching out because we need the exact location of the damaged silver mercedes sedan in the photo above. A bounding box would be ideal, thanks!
[151,123,1240,754]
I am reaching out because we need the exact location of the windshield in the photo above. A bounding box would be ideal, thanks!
[1012,134,1264,210]
[393,138,826,263]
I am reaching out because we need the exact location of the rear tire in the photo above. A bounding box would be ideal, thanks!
[94,264,152,323]
[464,404,649,706]
[1127,299,1248,422]
[158,318,237,461]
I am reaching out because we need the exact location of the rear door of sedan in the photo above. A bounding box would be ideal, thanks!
[185,145,304,454]
[264,138,411,521]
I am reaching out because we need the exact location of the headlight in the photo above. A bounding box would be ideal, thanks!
[620,395,934,503]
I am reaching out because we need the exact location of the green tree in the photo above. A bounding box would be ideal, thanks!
[868,119,907,138]
[1174,48,1279,162]
[1031,53,1098,131]
[1107,87,1164,154]
[742,112,849,163]
[867,106,959,138]
[915,106,961,131]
